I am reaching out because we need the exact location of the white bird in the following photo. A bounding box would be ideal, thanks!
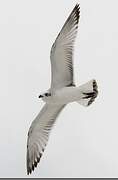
[27,4,98,175]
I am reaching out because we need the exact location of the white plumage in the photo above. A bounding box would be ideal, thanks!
[50,4,79,91]
[26,4,98,175]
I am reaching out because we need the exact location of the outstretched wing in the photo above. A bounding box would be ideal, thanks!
[27,104,65,175]
[50,4,80,91]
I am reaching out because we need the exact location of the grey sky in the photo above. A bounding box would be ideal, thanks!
[0,0,118,177]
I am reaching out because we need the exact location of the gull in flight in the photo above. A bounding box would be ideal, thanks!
[27,4,98,175]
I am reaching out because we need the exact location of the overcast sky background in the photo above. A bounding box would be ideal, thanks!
[0,0,118,178]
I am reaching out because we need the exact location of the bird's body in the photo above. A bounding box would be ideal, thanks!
[42,79,96,105]
[42,87,82,104]
[26,4,98,175]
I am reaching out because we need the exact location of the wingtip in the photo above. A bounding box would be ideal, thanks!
[75,3,80,9]
[75,3,80,7]
[26,151,42,175]
[27,164,35,175]
[73,3,80,24]
[27,167,31,175]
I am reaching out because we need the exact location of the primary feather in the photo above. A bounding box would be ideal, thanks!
[50,4,80,91]
[27,104,65,174]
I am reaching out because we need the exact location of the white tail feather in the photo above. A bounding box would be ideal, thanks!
[77,79,98,107]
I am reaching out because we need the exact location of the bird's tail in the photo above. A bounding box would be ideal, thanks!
[77,79,98,107]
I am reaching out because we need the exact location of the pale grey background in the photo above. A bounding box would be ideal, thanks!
[0,0,118,178]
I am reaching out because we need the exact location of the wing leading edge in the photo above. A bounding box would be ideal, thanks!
[50,4,80,91]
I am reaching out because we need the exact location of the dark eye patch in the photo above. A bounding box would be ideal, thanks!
[45,93,51,97]
[45,93,48,96]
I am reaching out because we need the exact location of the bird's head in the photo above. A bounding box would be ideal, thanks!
[39,91,51,100]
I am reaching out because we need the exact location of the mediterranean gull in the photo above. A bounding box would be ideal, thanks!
[26,4,98,175]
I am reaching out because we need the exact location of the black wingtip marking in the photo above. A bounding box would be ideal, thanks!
[74,4,80,21]
[27,167,32,175]
[27,150,44,175]
[67,3,80,27]
[34,161,38,168]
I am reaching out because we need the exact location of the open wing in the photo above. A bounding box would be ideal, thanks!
[27,104,65,175]
[50,4,80,91]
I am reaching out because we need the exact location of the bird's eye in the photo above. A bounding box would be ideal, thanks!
[45,93,51,97]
